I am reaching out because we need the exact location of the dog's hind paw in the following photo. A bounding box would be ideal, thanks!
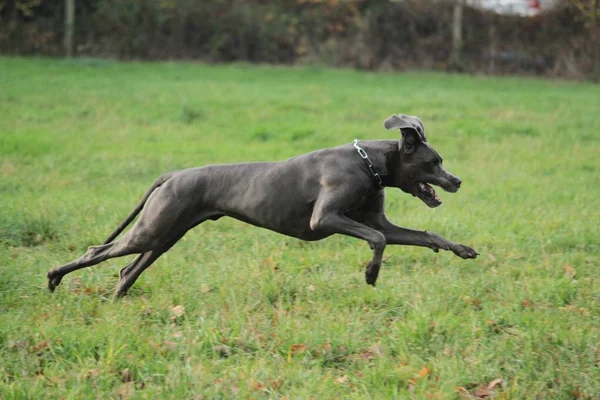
[47,271,63,292]
[365,261,381,286]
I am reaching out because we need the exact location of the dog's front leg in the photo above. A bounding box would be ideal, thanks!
[382,224,477,259]
[360,214,478,259]
[310,209,387,286]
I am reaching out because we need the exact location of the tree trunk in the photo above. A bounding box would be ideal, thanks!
[64,0,75,57]
[592,0,599,78]
[488,21,496,74]
[451,0,463,70]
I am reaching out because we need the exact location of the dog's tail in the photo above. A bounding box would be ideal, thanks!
[103,172,177,245]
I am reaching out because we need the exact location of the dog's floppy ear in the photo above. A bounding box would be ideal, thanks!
[384,114,427,153]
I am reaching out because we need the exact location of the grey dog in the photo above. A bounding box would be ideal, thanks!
[47,114,478,297]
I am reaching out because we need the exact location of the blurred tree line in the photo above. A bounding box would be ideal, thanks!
[0,0,598,80]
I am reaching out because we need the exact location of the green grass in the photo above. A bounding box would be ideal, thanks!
[1,57,599,399]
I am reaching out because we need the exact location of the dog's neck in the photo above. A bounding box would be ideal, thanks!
[373,140,401,188]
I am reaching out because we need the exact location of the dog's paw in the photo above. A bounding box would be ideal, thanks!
[452,244,478,259]
[365,261,381,286]
[47,270,63,292]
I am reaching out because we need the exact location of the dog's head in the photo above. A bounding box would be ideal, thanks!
[384,114,463,208]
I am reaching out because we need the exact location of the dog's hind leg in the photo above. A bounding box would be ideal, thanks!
[114,230,188,298]
[113,250,164,298]
[47,242,137,292]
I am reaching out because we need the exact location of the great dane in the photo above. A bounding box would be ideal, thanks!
[47,114,478,297]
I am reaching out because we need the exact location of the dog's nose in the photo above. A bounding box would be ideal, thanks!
[453,177,462,188]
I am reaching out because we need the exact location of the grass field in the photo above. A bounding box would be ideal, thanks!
[1,57,599,399]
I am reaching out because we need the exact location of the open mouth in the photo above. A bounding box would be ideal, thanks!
[417,182,442,207]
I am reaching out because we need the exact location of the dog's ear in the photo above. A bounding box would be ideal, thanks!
[383,114,427,153]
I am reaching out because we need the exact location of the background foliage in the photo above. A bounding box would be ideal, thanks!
[1,0,599,79]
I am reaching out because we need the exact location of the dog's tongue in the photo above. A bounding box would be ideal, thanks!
[421,182,440,202]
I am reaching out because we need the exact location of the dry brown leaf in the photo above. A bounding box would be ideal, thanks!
[487,378,503,389]
[408,382,416,392]
[268,378,283,390]
[369,343,384,357]
[200,283,211,294]
[471,385,491,398]
[429,320,436,334]
[121,368,132,383]
[162,340,178,352]
[457,378,504,399]
[250,379,266,392]
[212,345,232,357]
[31,341,50,354]
[87,369,101,379]
[8,340,28,350]
[290,343,307,354]
[418,367,431,378]
[563,264,577,278]
[335,375,348,384]
[521,299,534,309]
[170,305,185,320]
[357,343,384,360]
[260,257,279,271]
[115,382,134,399]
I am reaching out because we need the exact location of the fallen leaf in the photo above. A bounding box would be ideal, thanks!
[212,345,232,357]
[87,369,101,379]
[47,376,66,386]
[521,299,534,309]
[369,343,384,357]
[290,343,307,354]
[471,385,491,398]
[200,283,211,294]
[563,264,577,278]
[162,340,178,352]
[357,343,384,360]
[335,375,348,384]
[260,257,279,271]
[170,305,185,319]
[250,378,266,392]
[487,378,503,389]
[8,340,28,350]
[268,378,283,390]
[457,378,504,399]
[429,320,436,334]
[31,341,50,354]
[418,367,431,378]
[115,382,134,399]
[121,368,132,383]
